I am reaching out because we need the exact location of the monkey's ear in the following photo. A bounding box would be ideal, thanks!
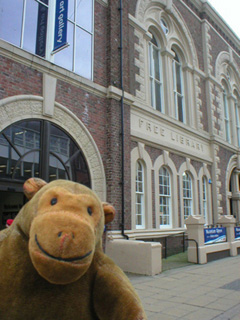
[23,178,47,200]
[102,202,116,225]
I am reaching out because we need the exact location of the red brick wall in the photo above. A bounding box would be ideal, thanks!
[55,80,108,159]
[199,79,209,133]
[209,28,228,76]
[0,56,42,100]
[94,1,108,87]
[174,0,204,71]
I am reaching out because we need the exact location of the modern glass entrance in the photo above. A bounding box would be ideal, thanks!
[0,119,91,229]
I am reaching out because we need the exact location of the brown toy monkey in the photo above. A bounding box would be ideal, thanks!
[0,178,147,320]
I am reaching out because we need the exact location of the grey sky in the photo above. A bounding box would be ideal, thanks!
[207,0,240,39]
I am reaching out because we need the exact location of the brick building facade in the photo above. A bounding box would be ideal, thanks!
[0,1,239,245]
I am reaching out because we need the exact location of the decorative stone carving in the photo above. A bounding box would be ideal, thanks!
[213,144,223,214]
[194,75,203,130]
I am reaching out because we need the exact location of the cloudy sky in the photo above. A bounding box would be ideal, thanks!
[207,0,240,39]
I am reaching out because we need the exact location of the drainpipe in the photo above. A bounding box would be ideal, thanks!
[119,0,129,239]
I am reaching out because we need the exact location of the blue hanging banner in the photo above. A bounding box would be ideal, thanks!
[35,0,48,57]
[53,0,68,53]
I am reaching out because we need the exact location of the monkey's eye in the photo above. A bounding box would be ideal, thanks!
[51,198,58,206]
[87,207,93,216]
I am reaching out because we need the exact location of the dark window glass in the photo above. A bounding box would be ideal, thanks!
[0,120,90,187]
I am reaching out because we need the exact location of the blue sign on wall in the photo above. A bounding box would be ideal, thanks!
[53,0,68,52]
[204,227,226,245]
[235,227,240,241]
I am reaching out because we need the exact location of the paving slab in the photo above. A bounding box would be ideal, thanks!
[127,255,240,320]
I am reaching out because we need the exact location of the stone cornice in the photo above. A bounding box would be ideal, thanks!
[128,13,148,34]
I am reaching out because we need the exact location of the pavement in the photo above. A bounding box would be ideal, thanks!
[128,255,240,320]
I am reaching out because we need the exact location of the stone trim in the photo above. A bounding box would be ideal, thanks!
[202,22,213,76]
[96,0,108,7]
[213,145,223,215]
[131,144,153,230]
[0,95,106,201]
[195,74,203,131]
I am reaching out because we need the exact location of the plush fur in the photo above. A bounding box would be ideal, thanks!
[0,178,146,320]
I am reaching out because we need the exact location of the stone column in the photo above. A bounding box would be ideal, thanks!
[185,215,206,264]
[218,215,237,256]
[229,94,237,146]
[161,48,175,118]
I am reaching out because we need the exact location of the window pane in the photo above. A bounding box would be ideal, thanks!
[159,167,171,226]
[18,152,40,179]
[153,47,160,80]
[68,0,75,21]
[76,0,92,32]
[151,35,158,47]
[0,120,90,186]
[176,63,182,93]
[54,22,74,70]
[136,161,144,227]
[0,121,41,180]
[24,0,39,54]
[0,0,23,46]
[178,95,183,122]
[75,28,92,79]
[138,182,143,193]
[155,82,161,112]
[49,123,90,186]
[137,214,142,226]
[49,155,67,181]
[149,45,153,77]
[183,172,192,218]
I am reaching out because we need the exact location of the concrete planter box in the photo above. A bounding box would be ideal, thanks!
[106,239,162,275]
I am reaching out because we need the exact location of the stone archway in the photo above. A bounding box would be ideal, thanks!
[0,95,106,200]
[226,155,240,222]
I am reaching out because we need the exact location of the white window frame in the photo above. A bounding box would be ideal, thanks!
[148,33,164,113]
[202,176,208,225]
[182,171,193,221]
[159,166,172,228]
[172,50,185,123]
[223,87,231,143]
[135,160,145,229]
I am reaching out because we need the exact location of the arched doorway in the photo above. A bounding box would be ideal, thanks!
[229,168,240,222]
[0,119,91,229]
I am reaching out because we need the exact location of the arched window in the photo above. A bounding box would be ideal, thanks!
[159,166,171,227]
[202,176,208,224]
[0,119,91,186]
[148,32,163,112]
[222,83,231,143]
[183,171,193,220]
[135,160,145,229]
[234,91,240,147]
[0,119,91,229]
[172,49,185,122]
